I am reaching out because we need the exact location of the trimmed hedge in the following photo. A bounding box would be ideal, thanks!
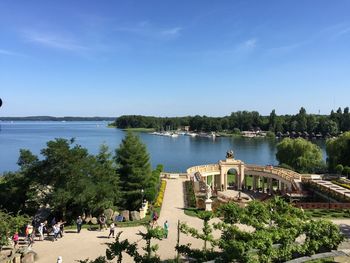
[332,180,350,191]
[184,181,196,208]
[154,180,166,208]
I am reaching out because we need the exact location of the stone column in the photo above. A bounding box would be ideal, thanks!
[239,165,245,191]
[281,182,285,194]
[262,177,265,193]
[269,178,273,194]
[220,169,225,191]
[253,176,257,191]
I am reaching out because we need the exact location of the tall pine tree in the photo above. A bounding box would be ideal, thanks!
[115,132,152,210]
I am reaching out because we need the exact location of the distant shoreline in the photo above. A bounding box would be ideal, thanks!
[0,116,116,121]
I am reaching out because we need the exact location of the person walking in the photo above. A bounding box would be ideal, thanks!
[163,220,169,238]
[58,220,65,237]
[53,223,60,241]
[108,222,115,239]
[12,232,19,248]
[99,214,106,231]
[57,256,63,263]
[38,222,44,241]
[25,223,34,246]
[152,210,159,227]
[76,216,83,233]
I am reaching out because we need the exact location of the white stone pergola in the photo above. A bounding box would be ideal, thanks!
[187,156,302,194]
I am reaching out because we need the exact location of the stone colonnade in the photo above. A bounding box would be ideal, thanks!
[191,158,295,195]
[241,175,289,194]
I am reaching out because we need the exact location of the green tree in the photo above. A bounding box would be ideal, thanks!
[343,166,350,177]
[1,139,121,222]
[276,138,324,173]
[326,132,350,171]
[296,107,307,132]
[268,109,277,132]
[303,220,344,255]
[0,210,29,249]
[335,164,344,175]
[177,211,219,262]
[115,132,152,210]
[145,165,163,203]
[342,107,350,131]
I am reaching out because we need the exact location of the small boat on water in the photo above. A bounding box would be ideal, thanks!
[186,132,198,137]
[197,132,216,139]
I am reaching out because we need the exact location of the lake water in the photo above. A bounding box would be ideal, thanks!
[0,121,326,174]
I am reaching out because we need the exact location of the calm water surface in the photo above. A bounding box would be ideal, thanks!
[0,121,326,173]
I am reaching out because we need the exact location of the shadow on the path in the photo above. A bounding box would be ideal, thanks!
[339,224,350,238]
[64,230,77,234]
[96,236,109,239]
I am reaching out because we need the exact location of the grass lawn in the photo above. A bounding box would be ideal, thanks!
[122,128,156,132]
[305,258,335,263]
[116,207,161,227]
[304,209,350,218]
[184,207,202,217]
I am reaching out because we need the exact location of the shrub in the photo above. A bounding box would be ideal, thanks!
[0,211,29,249]
[184,181,196,208]
[154,180,167,208]
[335,164,344,175]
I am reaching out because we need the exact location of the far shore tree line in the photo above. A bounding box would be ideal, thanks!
[0,132,160,227]
[113,107,350,136]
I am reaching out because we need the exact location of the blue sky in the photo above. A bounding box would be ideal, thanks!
[0,0,350,117]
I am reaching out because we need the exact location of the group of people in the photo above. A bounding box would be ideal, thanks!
[12,211,169,250]
[12,217,66,247]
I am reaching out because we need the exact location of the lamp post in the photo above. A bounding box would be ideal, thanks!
[269,208,274,227]
[141,189,144,207]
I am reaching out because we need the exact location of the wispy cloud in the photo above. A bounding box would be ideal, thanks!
[333,26,350,39]
[161,27,182,38]
[0,48,24,57]
[23,31,88,51]
[266,40,309,56]
[115,21,182,40]
[243,38,257,49]
[321,23,350,40]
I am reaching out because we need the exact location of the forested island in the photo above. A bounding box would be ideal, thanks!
[113,107,350,137]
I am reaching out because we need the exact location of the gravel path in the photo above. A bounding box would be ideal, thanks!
[33,179,212,262]
[31,180,350,262]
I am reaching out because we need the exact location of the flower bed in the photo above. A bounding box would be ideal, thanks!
[154,180,167,208]
[332,180,350,190]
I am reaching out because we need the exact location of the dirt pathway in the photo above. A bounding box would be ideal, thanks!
[33,179,208,262]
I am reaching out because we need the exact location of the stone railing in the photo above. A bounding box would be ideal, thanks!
[245,165,301,191]
[187,164,220,175]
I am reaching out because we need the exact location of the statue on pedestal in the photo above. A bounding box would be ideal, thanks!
[226,150,234,159]
[205,183,212,200]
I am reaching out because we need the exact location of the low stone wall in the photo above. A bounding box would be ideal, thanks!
[160,172,188,179]
[0,247,36,263]
[294,202,350,209]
